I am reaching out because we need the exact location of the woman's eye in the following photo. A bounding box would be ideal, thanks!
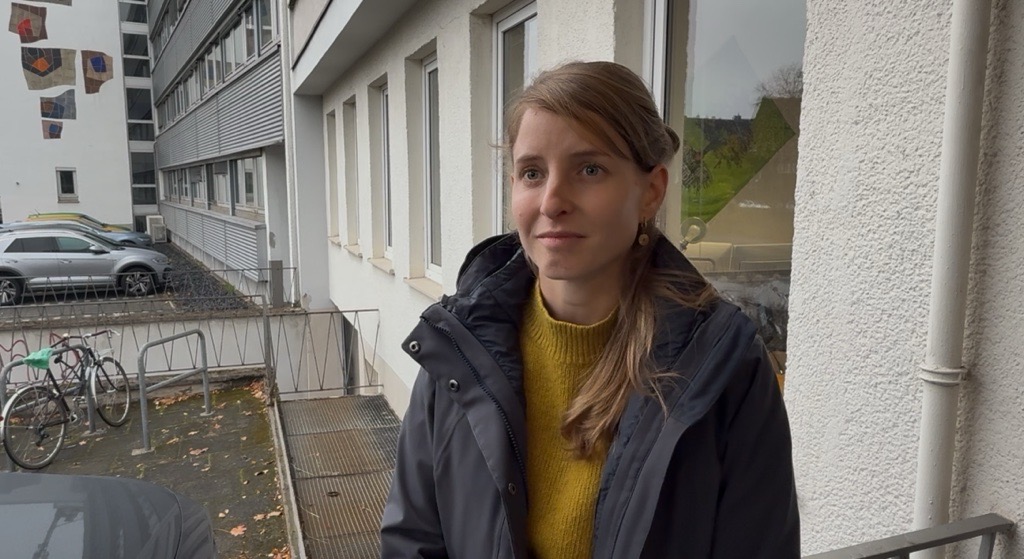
[583,164,601,176]
[522,169,541,181]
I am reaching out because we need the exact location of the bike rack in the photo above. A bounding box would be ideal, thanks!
[0,343,98,472]
[134,328,212,454]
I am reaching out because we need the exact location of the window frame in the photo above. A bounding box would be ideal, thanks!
[381,85,393,260]
[492,1,538,235]
[56,168,78,202]
[423,55,442,281]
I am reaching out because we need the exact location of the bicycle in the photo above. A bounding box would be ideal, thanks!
[1,330,132,470]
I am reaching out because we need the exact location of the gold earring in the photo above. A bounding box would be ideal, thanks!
[637,221,650,247]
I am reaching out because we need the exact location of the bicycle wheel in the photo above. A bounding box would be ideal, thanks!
[91,357,131,427]
[2,385,68,470]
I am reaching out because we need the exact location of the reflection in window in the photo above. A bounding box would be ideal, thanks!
[130,152,155,184]
[132,186,158,204]
[424,57,441,274]
[128,123,154,141]
[123,58,150,78]
[57,236,92,253]
[57,169,76,199]
[125,88,152,121]
[495,4,537,234]
[119,2,147,23]
[122,34,148,56]
[245,7,256,58]
[662,0,804,374]
[258,0,274,48]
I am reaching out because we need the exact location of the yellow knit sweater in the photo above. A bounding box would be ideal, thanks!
[522,283,617,559]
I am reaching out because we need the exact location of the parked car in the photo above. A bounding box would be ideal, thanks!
[0,228,172,305]
[25,211,131,232]
[0,220,153,247]
[0,472,216,558]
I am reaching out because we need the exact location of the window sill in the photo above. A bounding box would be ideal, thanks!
[328,236,343,248]
[57,197,79,204]
[344,244,363,258]
[368,257,395,276]
[405,276,443,302]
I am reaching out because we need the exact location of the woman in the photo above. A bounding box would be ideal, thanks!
[381,61,799,558]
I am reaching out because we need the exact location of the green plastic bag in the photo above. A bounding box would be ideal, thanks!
[23,348,53,370]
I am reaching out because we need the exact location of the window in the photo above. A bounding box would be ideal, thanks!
[494,2,537,234]
[326,111,339,238]
[189,166,206,203]
[244,6,256,59]
[381,86,393,257]
[126,88,152,121]
[123,58,151,78]
[223,31,236,75]
[233,21,246,67]
[133,216,148,232]
[119,1,147,23]
[233,157,264,210]
[122,34,148,56]
[342,101,360,246]
[56,169,77,201]
[213,162,229,205]
[211,44,222,85]
[132,186,158,204]
[656,0,805,374]
[257,0,274,49]
[423,57,442,277]
[56,236,92,253]
[128,123,154,141]
[131,153,155,184]
[6,237,56,253]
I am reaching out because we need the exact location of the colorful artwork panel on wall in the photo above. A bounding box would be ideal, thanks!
[82,50,113,94]
[21,47,76,90]
[40,89,76,119]
[9,3,47,43]
[42,120,63,139]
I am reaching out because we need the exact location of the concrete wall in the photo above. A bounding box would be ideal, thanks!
[296,0,649,410]
[0,0,134,226]
[789,0,1023,554]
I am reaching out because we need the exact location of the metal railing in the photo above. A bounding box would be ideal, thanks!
[805,513,1014,559]
[134,329,213,454]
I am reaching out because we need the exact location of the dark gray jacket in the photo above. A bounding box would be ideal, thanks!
[381,235,799,558]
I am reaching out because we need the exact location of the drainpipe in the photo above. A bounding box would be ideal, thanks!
[911,0,993,557]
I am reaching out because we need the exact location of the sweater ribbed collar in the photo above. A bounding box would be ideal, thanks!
[522,281,618,366]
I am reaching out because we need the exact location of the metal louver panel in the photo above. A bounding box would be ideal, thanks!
[152,0,234,98]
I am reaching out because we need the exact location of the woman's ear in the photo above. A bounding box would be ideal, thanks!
[641,164,668,217]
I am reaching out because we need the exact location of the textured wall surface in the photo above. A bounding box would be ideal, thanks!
[0,0,133,225]
[789,0,1023,555]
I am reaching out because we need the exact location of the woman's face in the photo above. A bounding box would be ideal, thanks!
[511,107,665,289]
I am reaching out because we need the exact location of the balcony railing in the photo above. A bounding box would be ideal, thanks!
[805,513,1013,559]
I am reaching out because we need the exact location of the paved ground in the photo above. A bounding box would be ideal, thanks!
[12,380,290,559]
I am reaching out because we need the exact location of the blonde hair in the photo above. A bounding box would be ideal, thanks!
[506,61,717,458]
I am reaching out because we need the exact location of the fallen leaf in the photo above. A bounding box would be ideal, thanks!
[253,513,266,521]
[241,436,248,441]
[267,510,282,518]
[229,524,246,537]
[166,437,181,445]
[78,440,87,446]
[255,469,268,476]
[188,431,199,436]
[189,448,208,456]
[212,423,222,429]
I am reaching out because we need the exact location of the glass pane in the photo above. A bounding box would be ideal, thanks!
[244,158,255,205]
[119,2,147,23]
[128,123,154,141]
[427,68,441,267]
[125,88,152,121]
[122,34,148,56]
[132,187,158,205]
[233,24,245,69]
[131,152,155,184]
[665,0,805,369]
[58,171,75,194]
[245,8,256,58]
[123,57,150,77]
[382,88,392,248]
[57,237,92,253]
[212,45,222,83]
[501,20,529,233]
[223,34,235,75]
[259,0,273,47]
[21,238,57,253]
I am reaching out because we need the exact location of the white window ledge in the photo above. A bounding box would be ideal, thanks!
[344,243,363,258]
[369,257,395,276]
[405,276,442,302]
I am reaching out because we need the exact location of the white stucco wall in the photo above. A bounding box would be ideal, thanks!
[0,0,133,226]
[295,0,647,416]
[790,0,1023,554]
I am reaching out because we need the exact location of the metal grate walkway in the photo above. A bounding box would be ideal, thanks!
[279,395,400,558]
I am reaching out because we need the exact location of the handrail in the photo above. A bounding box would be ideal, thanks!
[134,329,212,453]
[804,513,1013,559]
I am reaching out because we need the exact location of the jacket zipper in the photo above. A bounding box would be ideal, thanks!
[421,318,528,486]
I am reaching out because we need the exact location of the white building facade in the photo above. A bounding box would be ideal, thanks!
[285,0,1023,554]
[0,0,138,227]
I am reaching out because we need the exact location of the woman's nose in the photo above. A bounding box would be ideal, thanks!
[539,173,573,218]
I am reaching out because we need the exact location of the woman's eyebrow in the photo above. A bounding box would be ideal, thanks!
[513,149,612,166]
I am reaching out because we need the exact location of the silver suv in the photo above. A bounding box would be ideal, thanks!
[0,228,172,305]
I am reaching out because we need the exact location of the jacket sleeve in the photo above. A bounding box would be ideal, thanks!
[711,338,800,558]
[380,370,449,559]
